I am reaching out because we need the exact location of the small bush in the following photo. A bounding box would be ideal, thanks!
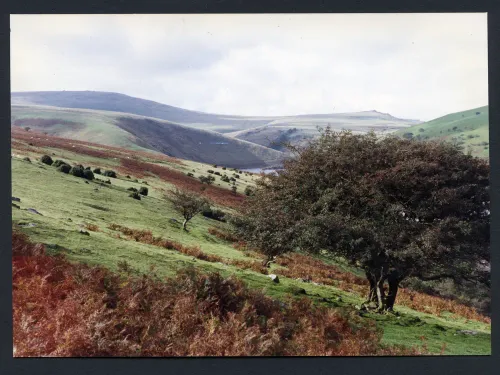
[231,186,237,194]
[40,155,53,166]
[53,159,69,168]
[105,180,111,184]
[199,175,215,185]
[213,164,218,168]
[85,166,91,171]
[234,174,240,179]
[244,186,255,196]
[103,170,117,178]
[57,164,71,174]
[127,187,138,192]
[70,166,85,178]
[221,175,230,183]
[139,187,149,196]
[129,192,141,200]
[202,207,227,222]
[93,168,102,175]
[187,172,194,177]
[126,175,131,179]
[207,170,214,174]
[222,167,226,170]
[83,169,95,180]
[23,157,31,163]
[214,171,221,176]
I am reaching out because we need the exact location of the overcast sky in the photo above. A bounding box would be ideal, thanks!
[11,13,488,121]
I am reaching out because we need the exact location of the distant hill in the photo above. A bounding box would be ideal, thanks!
[11,105,284,168]
[12,91,421,149]
[393,106,489,159]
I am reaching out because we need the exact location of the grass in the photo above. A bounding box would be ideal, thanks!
[393,106,489,158]
[11,132,491,356]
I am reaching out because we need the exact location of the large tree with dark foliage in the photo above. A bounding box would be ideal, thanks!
[236,129,490,311]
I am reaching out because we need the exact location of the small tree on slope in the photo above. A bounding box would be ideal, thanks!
[167,189,209,231]
[236,129,490,311]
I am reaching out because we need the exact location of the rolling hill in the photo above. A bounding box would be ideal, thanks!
[11,105,285,169]
[11,91,421,143]
[393,106,489,159]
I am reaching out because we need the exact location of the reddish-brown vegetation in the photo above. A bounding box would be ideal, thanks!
[108,224,224,263]
[84,223,99,232]
[208,227,240,242]
[13,231,421,356]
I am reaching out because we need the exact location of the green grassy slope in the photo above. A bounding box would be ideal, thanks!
[11,105,285,168]
[393,106,489,158]
[11,149,490,355]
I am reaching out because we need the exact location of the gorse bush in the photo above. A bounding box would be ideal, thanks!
[70,165,85,178]
[202,207,227,222]
[139,187,149,196]
[53,159,69,168]
[103,170,117,178]
[83,169,95,180]
[13,232,423,357]
[57,164,71,174]
[129,192,141,200]
[40,155,53,166]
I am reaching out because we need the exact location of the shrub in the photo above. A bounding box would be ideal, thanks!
[93,168,101,174]
[207,170,214,174]
[199,175,215,185]
[221,175,230,183]
[214,171,221,176]
[139,187,149,196]
[105,179,111,184]
[222,167,226,170]
[419,128,425,132]
[213,164,218,168]
[103,170,117,178]
[40,155,53,166]
[57,164,71,174]
[234,174,240,179]
[202,207,227,222]
[127,187,138,192]
[23,157,31,163]
[231,186,237,194]
[85,166,91,170]
[244,186,255,196]
[83,169,95,180]
[53,159,69,168]
[70,166,85,178]
[129,192,141,200]
[187,172,194,177]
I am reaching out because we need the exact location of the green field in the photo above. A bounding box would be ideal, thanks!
[393,106,489,158]
[11,146,491,355]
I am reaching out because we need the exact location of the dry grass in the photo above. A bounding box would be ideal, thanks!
[13,231,423,357]
[208,227,240,242]
[84,223,100,232]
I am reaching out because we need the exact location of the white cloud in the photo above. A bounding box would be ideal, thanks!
[10,13,488,121]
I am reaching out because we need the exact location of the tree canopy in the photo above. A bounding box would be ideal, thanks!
[236,129,490,311]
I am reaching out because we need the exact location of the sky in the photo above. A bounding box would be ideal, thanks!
[11,13,488,121]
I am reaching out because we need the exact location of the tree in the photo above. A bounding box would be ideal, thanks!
[237,129,490,311]
[199,175,215,185]
[167,189,209,231]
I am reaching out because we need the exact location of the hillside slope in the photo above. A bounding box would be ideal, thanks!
[393,106,489,158]
[11,91,421,138]
[11,105,285,168]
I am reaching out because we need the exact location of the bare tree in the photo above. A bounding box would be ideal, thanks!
[166,189,209,231]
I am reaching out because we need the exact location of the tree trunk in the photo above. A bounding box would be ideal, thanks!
[385,271,400,311]
[182,219,188,231]
[365,271,378,303]
[375,279,385,309]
